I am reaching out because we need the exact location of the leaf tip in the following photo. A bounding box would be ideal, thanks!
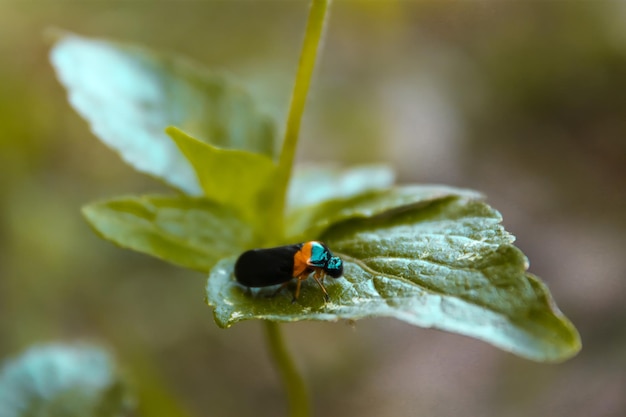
[549,316,583,363]
[165,125,200,148]
[164,125,181,137]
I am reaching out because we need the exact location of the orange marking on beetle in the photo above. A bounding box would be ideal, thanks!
[292,242,313,277]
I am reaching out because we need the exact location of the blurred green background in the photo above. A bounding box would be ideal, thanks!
[1,1,625,416]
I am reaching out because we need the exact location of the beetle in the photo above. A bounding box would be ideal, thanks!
[234,241,344,302]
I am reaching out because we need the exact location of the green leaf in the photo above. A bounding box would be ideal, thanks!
[286,184,481,242]
[50,32,276,195]
[83,195,257,273]
[0,343,132,417]
[166,126,277,222]
[206,195,580,363]
[287,164,395,211]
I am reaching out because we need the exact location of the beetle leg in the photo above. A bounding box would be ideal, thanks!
[292,278,303,303]
[312,270,330,302]
[315,269,327,286]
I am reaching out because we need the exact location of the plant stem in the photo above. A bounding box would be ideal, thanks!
[264,321,310,417]
[262,2,330,414]
[272,0,331,239]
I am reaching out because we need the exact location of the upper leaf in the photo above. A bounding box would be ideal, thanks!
[0,343,132,417]
[207,194,580,363]
[166,127,277,222]
[50,32,276,195]
[83,195,257,272]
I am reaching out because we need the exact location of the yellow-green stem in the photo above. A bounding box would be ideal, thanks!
[264,321,310,417]
[263,3,330,412]
[270,0,331,240]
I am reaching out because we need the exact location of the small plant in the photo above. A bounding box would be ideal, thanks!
[0,2,580,416]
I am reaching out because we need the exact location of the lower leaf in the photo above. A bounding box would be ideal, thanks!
[206,195,580,363]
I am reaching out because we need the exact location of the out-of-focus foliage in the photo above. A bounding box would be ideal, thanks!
[286,164,395,210]
[1,1,624,417]
[50,32,276,196]
[0,343,132,417]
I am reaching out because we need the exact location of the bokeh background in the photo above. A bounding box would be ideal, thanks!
[1,1,625,416]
